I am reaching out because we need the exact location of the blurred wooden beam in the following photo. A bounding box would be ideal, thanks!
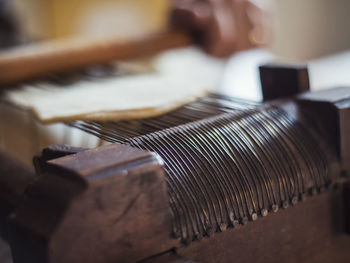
[0,31,192,86]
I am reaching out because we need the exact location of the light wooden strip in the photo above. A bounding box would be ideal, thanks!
[0,31,192,86]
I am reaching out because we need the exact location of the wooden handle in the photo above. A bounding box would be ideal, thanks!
[0,31,192,86]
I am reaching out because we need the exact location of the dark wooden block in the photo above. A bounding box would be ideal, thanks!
[297,87,350,171]
[8,144,177,263]
[259,64,310,101]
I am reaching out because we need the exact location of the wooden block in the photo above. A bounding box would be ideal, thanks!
[297,87,350,171]
[259,64,309,101]
[8,144,177,263]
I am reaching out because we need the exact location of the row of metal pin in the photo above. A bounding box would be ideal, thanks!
[127,107,329,244]
[70,93,258,143]
[70,95,330,244]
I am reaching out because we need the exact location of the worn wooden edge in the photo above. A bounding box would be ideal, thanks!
[33,144,88,177]
[8,144,178,263]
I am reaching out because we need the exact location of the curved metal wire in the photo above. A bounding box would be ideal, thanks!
[70,95,329,244]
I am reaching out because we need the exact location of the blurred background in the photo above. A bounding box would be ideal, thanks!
[10,0,169,40]
[3,0,350,60]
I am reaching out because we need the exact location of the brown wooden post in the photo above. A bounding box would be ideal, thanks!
[259,64,310,101]
[8,144,178,263]
[297,87,350,172]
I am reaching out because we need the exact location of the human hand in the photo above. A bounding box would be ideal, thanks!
[171,0,268,57]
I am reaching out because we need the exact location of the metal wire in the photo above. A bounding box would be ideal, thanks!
[69,93,258,143]
[126,107,329,243]
[70,95,329,244]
